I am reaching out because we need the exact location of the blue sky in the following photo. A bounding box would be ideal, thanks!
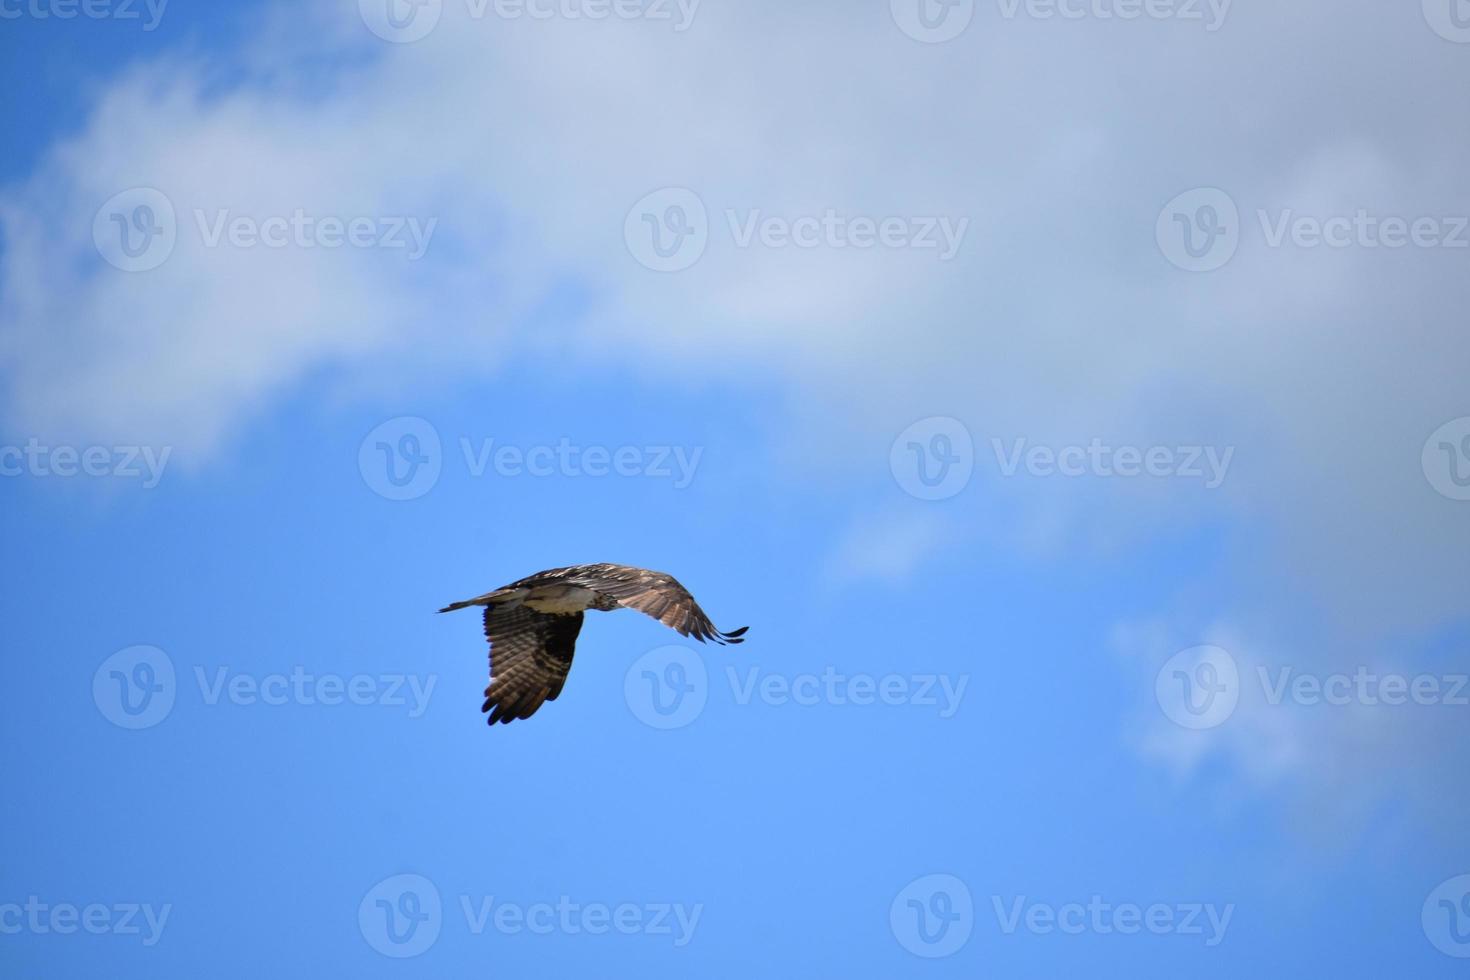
[3,0,1470,975]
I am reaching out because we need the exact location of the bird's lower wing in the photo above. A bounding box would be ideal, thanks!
[482,606,584,724]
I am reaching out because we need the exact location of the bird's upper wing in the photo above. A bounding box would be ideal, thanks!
[521,563,748,645]
[481,606,584,725]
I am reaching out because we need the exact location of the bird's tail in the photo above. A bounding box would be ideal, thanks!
[436,587,525,614]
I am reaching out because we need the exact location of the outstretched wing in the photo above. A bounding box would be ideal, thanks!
[519,563,748,645]
[481,606,584,725]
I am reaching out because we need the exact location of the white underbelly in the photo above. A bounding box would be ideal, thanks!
[523,585,598,614]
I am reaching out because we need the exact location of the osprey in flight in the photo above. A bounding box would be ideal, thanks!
[439,563,747,725]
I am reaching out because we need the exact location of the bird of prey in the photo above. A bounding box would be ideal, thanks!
[439,563,747,725]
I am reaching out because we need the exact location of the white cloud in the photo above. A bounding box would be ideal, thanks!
[1115,616,1470,838]
[825,510,952,585]
[2,1,1467,808]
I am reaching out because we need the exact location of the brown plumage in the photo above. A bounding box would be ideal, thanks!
[438,563,747,725]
